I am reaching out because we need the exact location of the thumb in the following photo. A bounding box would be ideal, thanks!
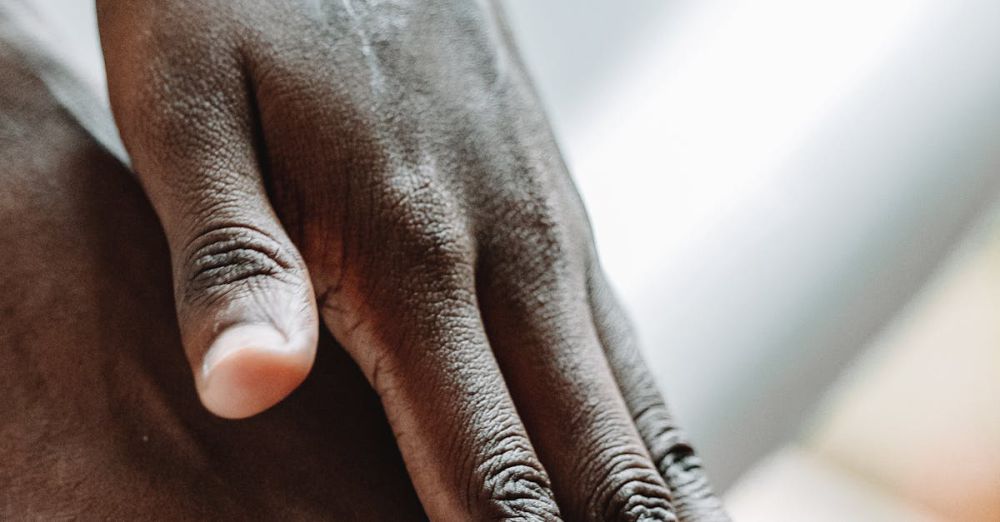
[176,209,319,420]
[100,17,318,419]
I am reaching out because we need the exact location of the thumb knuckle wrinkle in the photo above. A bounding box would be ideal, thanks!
[182,224,297,303]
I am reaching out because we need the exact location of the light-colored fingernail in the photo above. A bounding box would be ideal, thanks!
[197,324,314,419]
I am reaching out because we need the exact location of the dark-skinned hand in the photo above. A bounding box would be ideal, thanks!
[97,1,728,520]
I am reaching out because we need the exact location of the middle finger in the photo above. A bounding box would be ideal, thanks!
[478,219,676,521]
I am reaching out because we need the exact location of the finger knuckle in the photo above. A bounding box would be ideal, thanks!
[408,218,473,271]
[589,452,676,522]
[474,431,561,521]
[379,172,474,270]
[482,465,561,521]
[642,419,703,488]
[659,447,723,519]
[632,403,690,469]
[653,430,699,480]
[182,223,298,304]
[639,419,727,520]
[485,187,587,291]
[511,194,571,255]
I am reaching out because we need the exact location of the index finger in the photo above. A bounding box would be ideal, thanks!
[319,262,563,520]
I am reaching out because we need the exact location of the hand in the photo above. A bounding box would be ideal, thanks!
[97,1,727,520]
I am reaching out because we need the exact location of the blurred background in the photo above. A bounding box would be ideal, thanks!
[503,1,1000,519]
[19,0,1000,519]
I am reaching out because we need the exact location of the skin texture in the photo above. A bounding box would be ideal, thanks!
[92,1,728,520]
[0,34,424,519]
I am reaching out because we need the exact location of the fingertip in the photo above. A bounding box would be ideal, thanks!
[196,324,316,419]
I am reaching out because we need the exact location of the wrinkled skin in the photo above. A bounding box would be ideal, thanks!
[12,1,731,520]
